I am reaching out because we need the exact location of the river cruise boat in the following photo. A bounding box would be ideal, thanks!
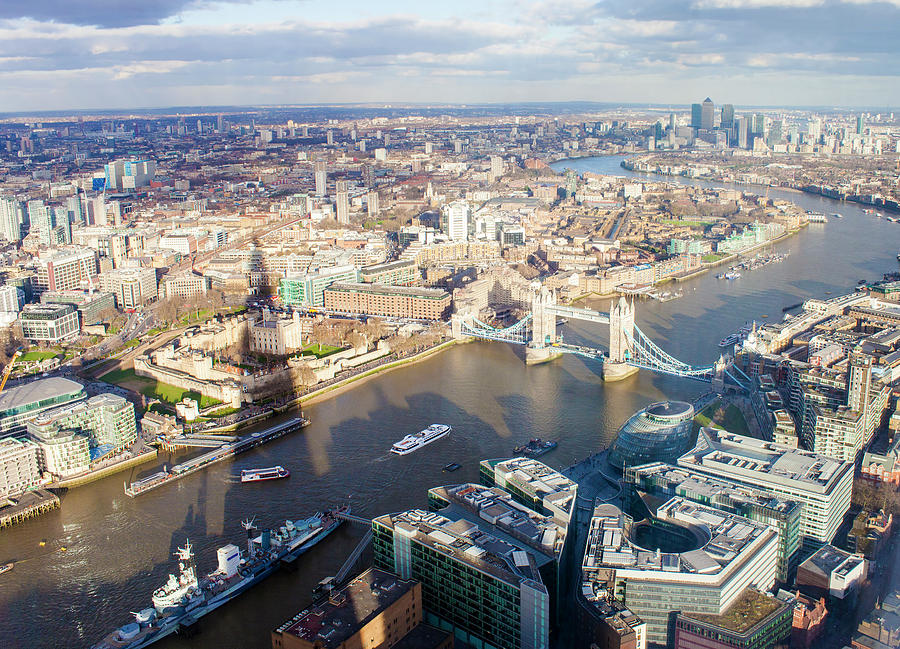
[391,424,451,455]
[241,466,289,483]
[0,562,12,575]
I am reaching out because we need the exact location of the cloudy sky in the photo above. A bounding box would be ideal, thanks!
[1,0,898,112]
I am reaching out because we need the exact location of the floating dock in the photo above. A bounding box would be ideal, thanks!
[124,417,309,497]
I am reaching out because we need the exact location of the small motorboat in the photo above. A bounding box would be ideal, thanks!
[443,463,462,472]
[0,563,13,575]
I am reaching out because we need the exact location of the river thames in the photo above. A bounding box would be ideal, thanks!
[1,155,898,649]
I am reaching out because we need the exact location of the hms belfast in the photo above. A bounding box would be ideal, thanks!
[92,506,349,649]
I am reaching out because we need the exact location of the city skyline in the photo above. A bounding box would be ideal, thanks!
[1,0,899,112]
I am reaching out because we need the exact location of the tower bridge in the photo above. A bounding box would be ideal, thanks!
[452,287,744,388]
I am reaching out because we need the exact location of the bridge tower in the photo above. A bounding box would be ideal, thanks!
[604,296,639,381]
[525,286,561,365]
[531,286,557,347]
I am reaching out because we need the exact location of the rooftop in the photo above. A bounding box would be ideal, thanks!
[429,483,568,558]
[800,544,864,579]
[582,497,774,580]
[482,456,577,521]
[678,427,852,493]
[682,588,788,634]
[275,568,416,648]
[327,282,449,299]
[627,462,801,515]
[0,377,85,415]
[373,507,548,586]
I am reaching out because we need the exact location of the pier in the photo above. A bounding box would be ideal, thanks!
[0,489,60,529]
[124,417,309,497]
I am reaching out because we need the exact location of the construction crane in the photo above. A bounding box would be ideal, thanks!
[0,348,22,395]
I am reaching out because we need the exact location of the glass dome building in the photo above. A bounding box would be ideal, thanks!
[608,401,695,470]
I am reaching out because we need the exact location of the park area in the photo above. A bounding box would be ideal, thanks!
[100,368,221,409]
[693,399,751,437]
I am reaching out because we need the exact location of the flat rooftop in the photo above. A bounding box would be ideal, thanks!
[327,282,448,299]
[274,568,415,648]
[582,497,774,579]
[678,427,852,494]
[483,456,577,519]
[628,462,801,515]
[682,588,788,634]
[373,508,547,586]
[0,377,85,415]
[429,483,567,558]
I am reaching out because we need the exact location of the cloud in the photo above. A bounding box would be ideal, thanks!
[0,0,898,110]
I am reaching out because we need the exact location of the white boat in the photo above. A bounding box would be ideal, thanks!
[240,466,289,483]
[391,424,451,455]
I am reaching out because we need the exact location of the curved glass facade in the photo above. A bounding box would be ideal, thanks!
[608,401,695,470]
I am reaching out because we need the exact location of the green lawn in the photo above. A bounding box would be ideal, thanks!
[101,367,222,408]
[207,406,241,418]
[300,343,342,359]
[18,350,59,362]
[702,253,729,263]
[694,400,750,436]
[658,219,713,227]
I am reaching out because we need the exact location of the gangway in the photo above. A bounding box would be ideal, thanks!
[334,530,373,585]
[334,511,373,526]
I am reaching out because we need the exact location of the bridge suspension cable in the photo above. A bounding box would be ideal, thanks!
[460,313,532,344]
[625,325,716,379]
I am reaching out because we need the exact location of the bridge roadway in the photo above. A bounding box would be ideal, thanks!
[544,304,610,324]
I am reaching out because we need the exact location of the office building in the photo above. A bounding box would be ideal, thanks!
[373,505,552,649]
[795,545,866,601]
[40,290,115,326]
[575,592,647,649]
[20,303,80,343]
[677,428,854,547]
[691,103,703,131]
[28,393,137,469]
[271,568,452,649]
[33,248,99,293]
[279,265,358,307]
[99,267,159,309]
[0,196,22,242]
[479,456,577,525]
[162,272,209,300]
[581,499,779,645]
[702,98,715,130]
[442,201,470,241]
[103,159,156,191]
[0,377,87,438]
[0,285,24,313]
[158,234,198,256]
[0,437,42,497]
[625,462,802,582]
[721,104,735,131]
[359,260,419,286]
[324,283,451,321]
[673,589,792,649]
[608,401,695,470]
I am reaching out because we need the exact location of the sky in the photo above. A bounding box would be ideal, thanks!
[0,0,898,112]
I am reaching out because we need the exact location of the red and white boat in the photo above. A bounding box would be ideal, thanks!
[240,466,289,483]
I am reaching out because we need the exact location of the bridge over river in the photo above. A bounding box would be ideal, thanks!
[451,287,751,389]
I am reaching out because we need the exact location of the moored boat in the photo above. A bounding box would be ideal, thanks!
[240,466,289,483]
